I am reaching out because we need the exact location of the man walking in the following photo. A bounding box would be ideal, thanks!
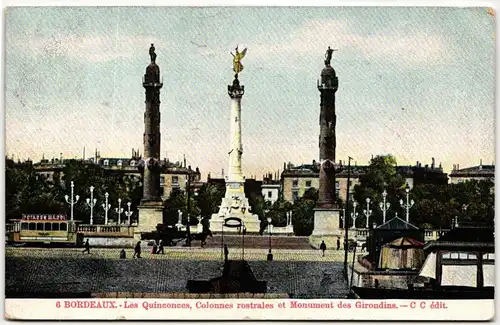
[157,239,164,254]
[320,240,327,257]
[133,241,142,258]
[82,239,90,254]
[224,244,229,263]
[336,237,341,250]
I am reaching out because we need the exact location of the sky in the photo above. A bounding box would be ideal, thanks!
[4,6,496,179]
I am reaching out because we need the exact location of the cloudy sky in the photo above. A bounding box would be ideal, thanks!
[5,7,495,179]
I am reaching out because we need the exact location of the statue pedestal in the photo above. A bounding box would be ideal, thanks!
[210,213,261,234]
[309,208,344,249]
[134,201,163,240]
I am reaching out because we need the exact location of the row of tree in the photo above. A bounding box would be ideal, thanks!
[6,159,143,223]
[6,155,494,234]
[351,155,494,229]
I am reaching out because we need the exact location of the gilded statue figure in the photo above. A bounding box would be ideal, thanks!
[231,46,247,75]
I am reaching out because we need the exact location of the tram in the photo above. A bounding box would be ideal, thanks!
[6,214,84,246]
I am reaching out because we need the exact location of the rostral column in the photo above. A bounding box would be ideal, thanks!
[136,44,164,237]
[310,47,343,248]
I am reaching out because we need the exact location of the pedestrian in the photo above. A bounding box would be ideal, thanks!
[120,248,126,259]
[224,244,229,263]
[336,237,341,250]
[133,241,142,258]
[82,239,90,254]
[151,241,158,255]
[320,240,327,257]
[157,239,164,255]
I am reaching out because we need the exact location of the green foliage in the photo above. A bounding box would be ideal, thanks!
[291,196,316,236]
[351,155,494,229]
[5,159,143,224]
[6,160,65,219]
[411,180,494,228]
[352,155,406,226]
[195,183,225,218]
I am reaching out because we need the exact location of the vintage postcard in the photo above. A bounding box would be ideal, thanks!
[4,5,495,321]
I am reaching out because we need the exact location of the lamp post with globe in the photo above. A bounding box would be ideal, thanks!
[115,198,124,225]
[65,181,80,222]
[267,217,273,261]
[85,186,97,225]
[101,192,111,225]
[379,190,391,224]
[363,198,373,229]
[399,184,415,223]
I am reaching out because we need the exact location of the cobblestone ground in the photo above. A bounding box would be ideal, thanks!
[6,247,350,298]
[6,247,352,262]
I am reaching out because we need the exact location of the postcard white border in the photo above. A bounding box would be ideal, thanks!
[3,299,496,321]
[2,0,498,324]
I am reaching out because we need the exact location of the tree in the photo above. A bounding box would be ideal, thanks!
[291,197,315,236]
[352,155,405,226]
[163,189,201,226]
[59,160,143,224]
[195,183,224,218]
[6,159,66,220]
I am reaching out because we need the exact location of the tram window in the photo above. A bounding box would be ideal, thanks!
[44,223,52,231]
[37,223,44,230]
[60,223,67,231]
[29,223,36,230]
[21,223,29,230]
[52,223,60,231]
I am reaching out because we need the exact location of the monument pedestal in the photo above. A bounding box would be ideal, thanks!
[134,201,163,240]
[309,208,344,249]
[210,213,261,234]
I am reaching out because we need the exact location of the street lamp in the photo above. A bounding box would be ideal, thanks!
[85,186,97,225]
[115,198,124,225]
[399,184,415,223]
[379,190,391,224]
[363,198,373,229]
[344,156,353,280]
[124,202,133,225]
[267,217,273,261]
[351,201,358,229]
[350,211,359,229]
[186,166,192,247]
[101,192,111,225]
[64,181,80,221]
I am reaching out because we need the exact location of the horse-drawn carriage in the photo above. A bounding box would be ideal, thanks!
[141,224,212,247]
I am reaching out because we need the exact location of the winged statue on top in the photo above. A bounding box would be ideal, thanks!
[231,46,247,76]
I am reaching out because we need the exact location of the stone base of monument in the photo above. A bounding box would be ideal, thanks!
[209,214,261,234]
[309,208,344,249]
[134,201,163,240]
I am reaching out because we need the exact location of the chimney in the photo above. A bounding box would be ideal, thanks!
[431,157,435,169]
[183,155,187,168]
[83,147,86,160]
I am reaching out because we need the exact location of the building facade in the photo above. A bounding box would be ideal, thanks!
[32,155,201,202]
[281,159,448,204]
[449,163,495,184]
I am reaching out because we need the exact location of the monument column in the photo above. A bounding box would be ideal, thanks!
[310,47,343,248]
[209,46,261,234]
[136,44,164,237]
